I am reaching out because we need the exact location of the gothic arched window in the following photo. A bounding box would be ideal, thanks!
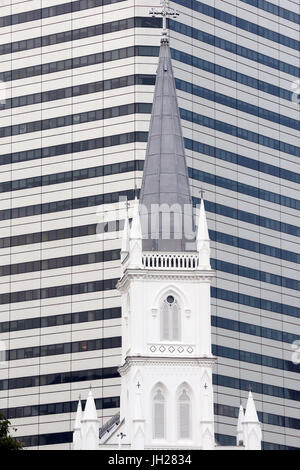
[178,389,191,439]
[161,295,180,341]
[153,388,166,439]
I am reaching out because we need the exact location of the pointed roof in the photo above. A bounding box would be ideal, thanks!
[139,34,195,252]
[244,391,259,423]
[197,198,210,243]
[121,203,130,258]
[130,197,142,241]
[83,389,98,421]
[74,396,82,430]
[237,404,244,433]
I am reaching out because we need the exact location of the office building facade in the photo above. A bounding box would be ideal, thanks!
[0,0,299,449]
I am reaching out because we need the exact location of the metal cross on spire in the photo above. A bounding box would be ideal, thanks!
[149,0,179,43]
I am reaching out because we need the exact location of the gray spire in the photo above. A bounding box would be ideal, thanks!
[139,32,195,252]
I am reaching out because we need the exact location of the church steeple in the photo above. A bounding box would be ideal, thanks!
[139,1,195,252]
[96,1,262,452]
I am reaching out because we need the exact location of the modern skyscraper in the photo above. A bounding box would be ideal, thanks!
[0,0,299,450]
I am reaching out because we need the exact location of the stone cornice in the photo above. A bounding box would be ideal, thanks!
[117,269,215,291]
[118,355,217,375]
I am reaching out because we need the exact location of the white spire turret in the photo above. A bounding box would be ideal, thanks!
[236,404,244,446]
[132,382,145,450]
[244,390,259,422]
[197,197,211,269]
[72,396,82,450]
[121,201,130,265]
[243,391,262,450]
[128,197,143,268]
[81,388,99,450]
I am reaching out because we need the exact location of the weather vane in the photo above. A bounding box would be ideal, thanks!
[149,0,179,43]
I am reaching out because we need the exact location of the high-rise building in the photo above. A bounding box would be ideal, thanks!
[0,0,299,450]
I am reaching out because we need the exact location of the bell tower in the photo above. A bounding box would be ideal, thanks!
[117,196,216,449]
[88,0,262,451]
[115,1,216,449]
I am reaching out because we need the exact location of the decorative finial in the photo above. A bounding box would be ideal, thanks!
[199,187,205,200]
[137,381,141,389]
[149,0,179,44]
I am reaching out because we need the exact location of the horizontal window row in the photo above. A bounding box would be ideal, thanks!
[203,198,300,238]
[213,373,299,402]
[0,131,148,166]
[0,217,299,274]
[0,307,121,333]
[0,102,151,138]
[0,366,119,391]
[215,403,300,431]
[0,130,298,208]
[4,383,300,422]
[0,278,119,305]
[173,0,300,50]
[0,160,143,193]
[171,48,292,101]
[15,432,73,448]
[210,230,300,264]
[18,431,298,449]
[3,156,298,217]
[2,74,155,110]
[212,258,300,291]
[0,249,120,276]
[216,434,296,450]
[0,305,296,349]
[2,23,298,89]
[1,84,297,147]
[177,78,300,131]
[213,344,300,373]
[191,168,300,211]
[7,336,121,361]
[214,314,298,344]
[0,0,124,27]
[182,108,300,157]
[0,274,299,326]
[239,0,300,25]
[7,396,300,433]
[2,64,292,124]
[0,188,135,221]
[0,17,159,56]
[170,19,299,77]
[185,138,300,185]
[4,396,120,420]
[0,223,98,248]
[0,246,298,298]
[0,45,145,83]
[2,3,298,61]
[0,188,299,249]
[0,250,120,276]
[2,374,300,422]
[212,286,300,319]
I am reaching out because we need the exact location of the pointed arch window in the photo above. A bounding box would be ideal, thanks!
[178,389,191,439]
[153,389,165,439]
[161,295,180,341]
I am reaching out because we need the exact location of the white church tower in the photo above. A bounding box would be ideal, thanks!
[72,0,262,451]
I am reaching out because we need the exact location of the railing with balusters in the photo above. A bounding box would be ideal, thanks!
[142,253,199,270]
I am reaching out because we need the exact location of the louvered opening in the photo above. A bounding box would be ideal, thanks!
[153,389,165,439]
[179,389,191,439]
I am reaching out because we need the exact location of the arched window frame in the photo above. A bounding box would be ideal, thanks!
[160,294,181,341]
[152,384,167,440]
[177,385,192,440]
